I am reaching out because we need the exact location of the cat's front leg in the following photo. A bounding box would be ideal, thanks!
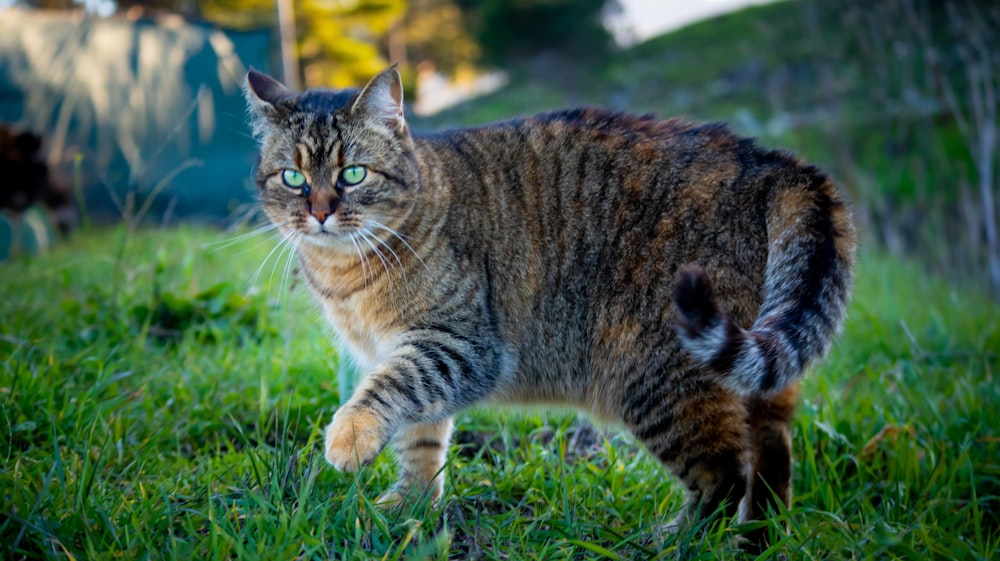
[323,328,496,473]
[324,406,387,472]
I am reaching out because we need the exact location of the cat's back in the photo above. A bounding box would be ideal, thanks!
[421,107,730,169]
[415,106,803,266]
[412,109,813,388]
[418,107,803,209]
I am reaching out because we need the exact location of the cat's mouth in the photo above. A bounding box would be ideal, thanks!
[293,213,405,256]
[304,215,363,239]
[303,226,356,248]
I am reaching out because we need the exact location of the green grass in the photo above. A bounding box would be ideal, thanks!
[1,226,998,560]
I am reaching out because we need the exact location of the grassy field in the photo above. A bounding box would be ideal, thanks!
[1,225,998,560]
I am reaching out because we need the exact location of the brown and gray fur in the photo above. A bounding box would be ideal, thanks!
[243,67,856,548]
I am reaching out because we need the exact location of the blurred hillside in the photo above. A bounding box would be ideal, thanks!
[420,0,1000,296]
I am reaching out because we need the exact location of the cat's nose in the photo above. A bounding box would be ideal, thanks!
[308,193,338,224]
[311,208,332,224]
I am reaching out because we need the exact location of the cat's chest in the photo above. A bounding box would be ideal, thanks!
[318,294,399,370]
[297,247,404,368]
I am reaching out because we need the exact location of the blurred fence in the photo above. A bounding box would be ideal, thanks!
[0,10,274,224]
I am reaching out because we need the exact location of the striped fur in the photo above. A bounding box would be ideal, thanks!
[243,67,857,547]
[673,179,854,398]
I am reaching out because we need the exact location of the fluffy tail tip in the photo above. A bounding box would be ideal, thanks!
[672,265,757,396]
[672,265,720,336]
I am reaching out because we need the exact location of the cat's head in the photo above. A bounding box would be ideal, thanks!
[243,67,420,250]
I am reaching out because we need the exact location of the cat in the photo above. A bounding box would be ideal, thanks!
[243,66,856,549]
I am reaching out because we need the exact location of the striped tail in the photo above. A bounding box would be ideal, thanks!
[672,175,856,397]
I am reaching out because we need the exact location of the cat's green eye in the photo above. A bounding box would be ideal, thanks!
[281,169,307,189]
[339,165,367,187]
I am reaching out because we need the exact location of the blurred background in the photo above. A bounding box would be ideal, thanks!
[0,0,998,297]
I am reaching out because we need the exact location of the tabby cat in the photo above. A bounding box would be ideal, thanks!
[243,66,856,548]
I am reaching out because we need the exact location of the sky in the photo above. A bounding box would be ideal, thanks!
[612,0,778,44]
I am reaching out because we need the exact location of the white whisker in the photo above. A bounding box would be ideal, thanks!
[367,219,430,273]
[366,225,405,272]
[348,233,371,288]
[249,229,295,291]
[204,222,283,252]
[363,227,409,290]
[267,235,296,301]
[227,230,292,258]
[279,233,301,302]
[358,230,392,280]
[359,229,408,312]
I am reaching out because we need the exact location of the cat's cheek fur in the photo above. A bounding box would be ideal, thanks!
[324,407,386,472]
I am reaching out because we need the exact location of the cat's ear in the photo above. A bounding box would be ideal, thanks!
[244,68,294,108]
[351,66,405,130]
[244,68,294,140]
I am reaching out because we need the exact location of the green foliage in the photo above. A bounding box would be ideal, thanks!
[199,0,407,88]
[131,280,271,344]
[402,0,480,75]
[134,247,272,344]
[1,225,998,559]
[296,0,407,88]
[457,0,618,66]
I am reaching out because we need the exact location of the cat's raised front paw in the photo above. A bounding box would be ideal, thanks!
[324,408,385,472]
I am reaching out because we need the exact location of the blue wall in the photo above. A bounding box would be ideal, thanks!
[0,10,275,224]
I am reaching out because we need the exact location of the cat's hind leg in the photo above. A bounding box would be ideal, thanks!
[625,377,751,531]
[377,417,454,508]
[742,381,798,552]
